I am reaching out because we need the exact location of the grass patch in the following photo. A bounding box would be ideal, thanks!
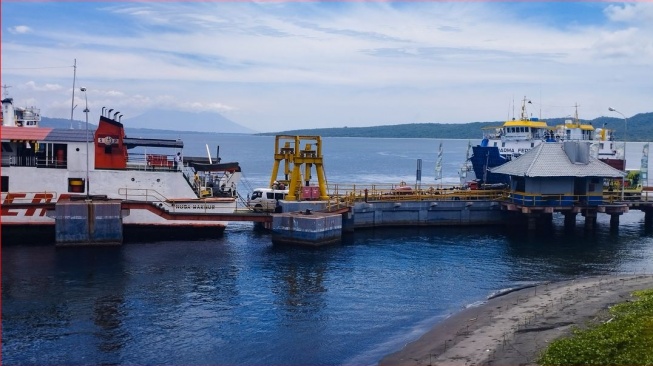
[538,289,653,366]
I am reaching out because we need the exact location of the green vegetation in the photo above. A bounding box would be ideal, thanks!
[261,112,653,141]
[538,288,653,365]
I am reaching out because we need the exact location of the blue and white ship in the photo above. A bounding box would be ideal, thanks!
[461,98,624,187]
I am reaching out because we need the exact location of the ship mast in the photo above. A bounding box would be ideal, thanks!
[520,96,531,120]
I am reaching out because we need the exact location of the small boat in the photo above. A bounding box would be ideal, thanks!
[1,93,242,239]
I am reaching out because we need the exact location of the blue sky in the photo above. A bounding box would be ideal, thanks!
[2,1,652,132]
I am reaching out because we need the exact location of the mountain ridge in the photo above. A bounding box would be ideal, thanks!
[258,112,653,142]
[38,112,653,141]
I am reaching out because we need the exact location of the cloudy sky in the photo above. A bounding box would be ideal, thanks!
[2,1,652,132]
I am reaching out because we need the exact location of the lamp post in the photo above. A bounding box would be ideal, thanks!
[81,87,90,199]
[608,107,627,201]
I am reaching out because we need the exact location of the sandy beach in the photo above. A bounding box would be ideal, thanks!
[379,275,653,366]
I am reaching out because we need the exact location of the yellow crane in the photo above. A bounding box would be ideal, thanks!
[269,135,328,201]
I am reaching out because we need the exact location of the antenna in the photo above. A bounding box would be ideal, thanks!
[512,95,515,120]
[539,89,542,120]
[2,84,11,98]
[70,59,76,129]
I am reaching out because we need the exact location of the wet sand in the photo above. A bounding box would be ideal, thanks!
[379,275,653,366]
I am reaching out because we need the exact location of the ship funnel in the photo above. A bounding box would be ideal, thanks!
[102,107,106,117]
[2,97,15,126]
[118,114,123,122]
[114,111,120,120]
[108,109,114,119]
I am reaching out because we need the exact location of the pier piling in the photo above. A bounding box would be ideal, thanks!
[563,212,577,229]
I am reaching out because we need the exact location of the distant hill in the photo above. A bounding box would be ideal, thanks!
[124,109,256,134]
[261,112,653,142]
[40,109,257,135]
[40,117,93,130]
[39,112,653,141]
[39,116,251,137]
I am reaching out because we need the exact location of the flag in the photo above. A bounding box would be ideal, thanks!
[435,142,443,181]
[641,143,649,187]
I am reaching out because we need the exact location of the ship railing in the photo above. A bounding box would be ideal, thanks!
[126,153,178,171]
[117,188,175,211]
[35,156,67,169]
[3,155,45,168]
[326,183,505,203]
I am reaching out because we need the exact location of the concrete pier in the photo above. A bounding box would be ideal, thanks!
[271,210,342,246]
[52,200,123,246]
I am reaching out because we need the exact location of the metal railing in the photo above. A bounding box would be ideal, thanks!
[125,153,180,171]
[326,183,505,204]
[117,188,175,211]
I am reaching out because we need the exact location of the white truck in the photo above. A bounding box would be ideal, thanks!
[247,188,289,212]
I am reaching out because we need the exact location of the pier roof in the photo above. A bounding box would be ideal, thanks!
[490,142,625,178]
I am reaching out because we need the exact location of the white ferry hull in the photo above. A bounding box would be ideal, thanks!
[1,103,242,240]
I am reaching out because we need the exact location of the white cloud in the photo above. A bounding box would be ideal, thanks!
[8,25,31,34]
[23,81,63,92]
[1,2,652,132]
[604,3,653,24]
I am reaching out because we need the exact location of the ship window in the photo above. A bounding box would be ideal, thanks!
[531,142,535,147]
[2,142,13,153]
[502,142,505,147]
[1,176,8,192]
[35,143,67,168]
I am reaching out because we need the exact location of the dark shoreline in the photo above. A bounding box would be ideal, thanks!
[379,275,653,366]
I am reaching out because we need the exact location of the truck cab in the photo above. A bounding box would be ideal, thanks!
[247,188,289,212]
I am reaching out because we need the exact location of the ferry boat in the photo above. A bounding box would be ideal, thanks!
[1,95,242,240]
[463,98,624,186]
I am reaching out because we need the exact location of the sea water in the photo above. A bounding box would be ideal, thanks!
[3,135,653,365]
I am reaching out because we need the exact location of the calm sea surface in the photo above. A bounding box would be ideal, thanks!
[3,135,653,365]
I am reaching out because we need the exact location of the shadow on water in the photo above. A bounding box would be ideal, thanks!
[500,211,653,280]
[2,245,130,364]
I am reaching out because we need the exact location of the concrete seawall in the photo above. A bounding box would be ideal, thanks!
[273,199,506,246]
[350,200,504,228]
